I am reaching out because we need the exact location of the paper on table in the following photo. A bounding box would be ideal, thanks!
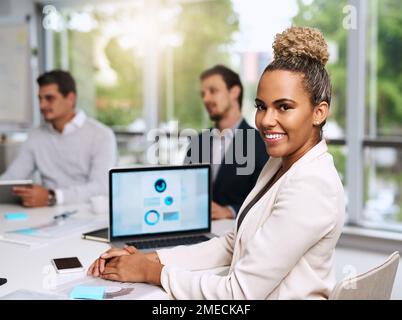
[0,233,47,248]
[0,289,62,300]
[53,276,168,300]
[0,217,103,248]
[9,218,91,238]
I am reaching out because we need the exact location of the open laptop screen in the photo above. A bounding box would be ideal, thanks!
[110,165,210,239]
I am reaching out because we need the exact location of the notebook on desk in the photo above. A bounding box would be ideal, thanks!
[82,164,215,250]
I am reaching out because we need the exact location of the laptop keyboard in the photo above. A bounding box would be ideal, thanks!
[126,235,211,250]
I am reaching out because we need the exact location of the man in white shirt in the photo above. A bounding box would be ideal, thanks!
[1,70,117,207]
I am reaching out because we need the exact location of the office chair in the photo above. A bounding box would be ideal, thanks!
[329,251,400,300]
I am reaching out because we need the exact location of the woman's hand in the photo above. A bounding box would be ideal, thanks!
[100,252,163,285]
[87,245,137,277]
[87,246,162,283]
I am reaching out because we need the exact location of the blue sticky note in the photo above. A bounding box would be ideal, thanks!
[70,286,105,300]
[14,228,37,235]
[4,212,28,221]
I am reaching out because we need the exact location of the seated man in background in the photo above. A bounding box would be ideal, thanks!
[185,65,268,220]
[1,70,117,207]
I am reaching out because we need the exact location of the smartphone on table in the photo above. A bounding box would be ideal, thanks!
[51,257,84,273]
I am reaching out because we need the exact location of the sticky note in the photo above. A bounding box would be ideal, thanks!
[14,228,37,235]
[70,286,105,300]
[4,212,28,221]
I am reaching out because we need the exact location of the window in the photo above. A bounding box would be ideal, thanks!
[363,147,402,228]
[363,0,402,228]
[42,2,144,128]
[292,0,348,139]
[158,0,239,131]
[366,0,402,138]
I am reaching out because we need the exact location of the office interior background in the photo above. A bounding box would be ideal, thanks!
[0,0,402,298]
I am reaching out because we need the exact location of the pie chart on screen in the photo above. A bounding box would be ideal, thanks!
[144,210,160,226]
[154,179,167,193]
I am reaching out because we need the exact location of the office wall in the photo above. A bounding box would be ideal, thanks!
[0,0,37,173]
[3,0,37,51]
[0,0,35,18]
[9,0,35,17]
[0,1,11,16]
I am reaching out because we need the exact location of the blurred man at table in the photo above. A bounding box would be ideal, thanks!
[184,65,268,220]
[0,70,117,207]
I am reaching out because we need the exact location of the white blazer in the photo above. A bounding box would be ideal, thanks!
[157,140,345,299]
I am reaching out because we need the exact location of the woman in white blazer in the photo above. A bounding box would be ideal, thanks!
[88,26,345,300]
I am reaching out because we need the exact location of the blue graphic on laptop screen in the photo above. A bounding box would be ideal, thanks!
[111,168,209,236]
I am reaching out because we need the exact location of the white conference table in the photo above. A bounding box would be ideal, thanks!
[0,203,234,299]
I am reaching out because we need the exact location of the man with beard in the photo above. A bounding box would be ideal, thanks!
[185,65,268,220]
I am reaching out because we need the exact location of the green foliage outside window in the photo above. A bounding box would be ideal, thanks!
[164,0,239,130]
[376,0,402,135]
[54,1,238,129]
[292,0,348,131]
[293,0,402,136]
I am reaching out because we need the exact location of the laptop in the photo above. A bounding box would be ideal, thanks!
[83,164,215,250]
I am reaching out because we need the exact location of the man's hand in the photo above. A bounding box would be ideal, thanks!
[12,184,50,207]
[211,201,235,220]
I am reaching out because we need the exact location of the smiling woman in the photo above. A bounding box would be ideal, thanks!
[88,26,346,300]
[254,27,331,171]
